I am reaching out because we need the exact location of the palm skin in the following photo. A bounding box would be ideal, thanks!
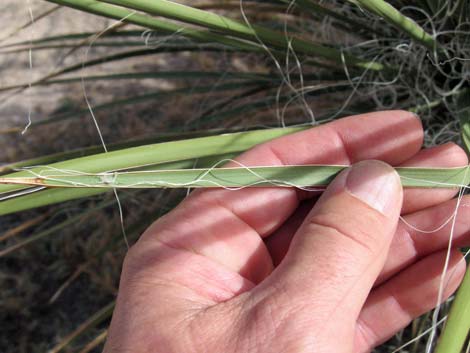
[104,111,469,353]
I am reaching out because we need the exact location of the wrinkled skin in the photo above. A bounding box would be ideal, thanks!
[104,111,469,353]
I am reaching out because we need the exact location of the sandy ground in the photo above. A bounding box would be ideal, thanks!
[0,1,116,165]
[0,1,189,164]
[0,3,232,351]
[0,1,112,122]
[0,5,184,352]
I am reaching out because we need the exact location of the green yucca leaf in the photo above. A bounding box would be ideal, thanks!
[0,127,305,195]
[0,30,145,48]
[408,89,467,115]
[101,0,384,69]
[46,0,263,51]
[2,165,469,190]
[1,81,269,133]
[0,155,240,216]
[197,2,286,13]
[457,89,470,153]
[3,71,273,89]
[0,127,304,215]
[1,164,468,216]
[350,0,437,50]
[197,82,353,127]
[434,89,470,353]
[434,266,470,353]
[0,5,61,44]
[0,128,256,174]
[52,0,383,70]
[196,86,275,124]
[0,46,247,94]
[48,71,344,88]
[0,41,169,53]
[0,188,110,216]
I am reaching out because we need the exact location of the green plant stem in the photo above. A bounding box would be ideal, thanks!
[99,0,383,70]
[0,128,261,174]
[1,71,272,91]
[1,163,469,216]
[46,0,261,51]
[0,127,305,195]
[457,89,470,154]
[435,265,470,353]
[0,46,245,94]
[1,81,269,132]
[351,0,437,50]
[0,153,239,215]
[0,5,61,44]
[0,30,145,48]
[2,165,469,190]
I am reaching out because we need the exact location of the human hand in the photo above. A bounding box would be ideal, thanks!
[104,111,469,353]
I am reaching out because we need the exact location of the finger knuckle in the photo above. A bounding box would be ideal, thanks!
[307,213,380,256]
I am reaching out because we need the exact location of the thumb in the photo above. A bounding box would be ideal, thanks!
[260,160,403,321]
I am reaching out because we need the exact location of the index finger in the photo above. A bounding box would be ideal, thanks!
[192,110,422,236]
[137,111,423,286]
[235,110,422,169]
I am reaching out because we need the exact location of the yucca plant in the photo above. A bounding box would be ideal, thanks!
[0,0,469,352]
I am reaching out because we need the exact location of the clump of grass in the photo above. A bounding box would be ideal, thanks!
[0,1,469,352]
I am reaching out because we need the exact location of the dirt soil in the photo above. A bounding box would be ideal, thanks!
[0,2,250,352]
[0,2,148,352]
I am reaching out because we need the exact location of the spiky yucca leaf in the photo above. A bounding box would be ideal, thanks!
[2,0,469,352]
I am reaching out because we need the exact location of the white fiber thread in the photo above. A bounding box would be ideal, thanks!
[12,160,327,192]
[239,0,316,128]
[22,0,35,135]
[80,12,137,249]
[426,165,469,352]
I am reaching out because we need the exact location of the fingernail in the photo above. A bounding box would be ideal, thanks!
[345,160,402,215]
[411,112,421,121]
